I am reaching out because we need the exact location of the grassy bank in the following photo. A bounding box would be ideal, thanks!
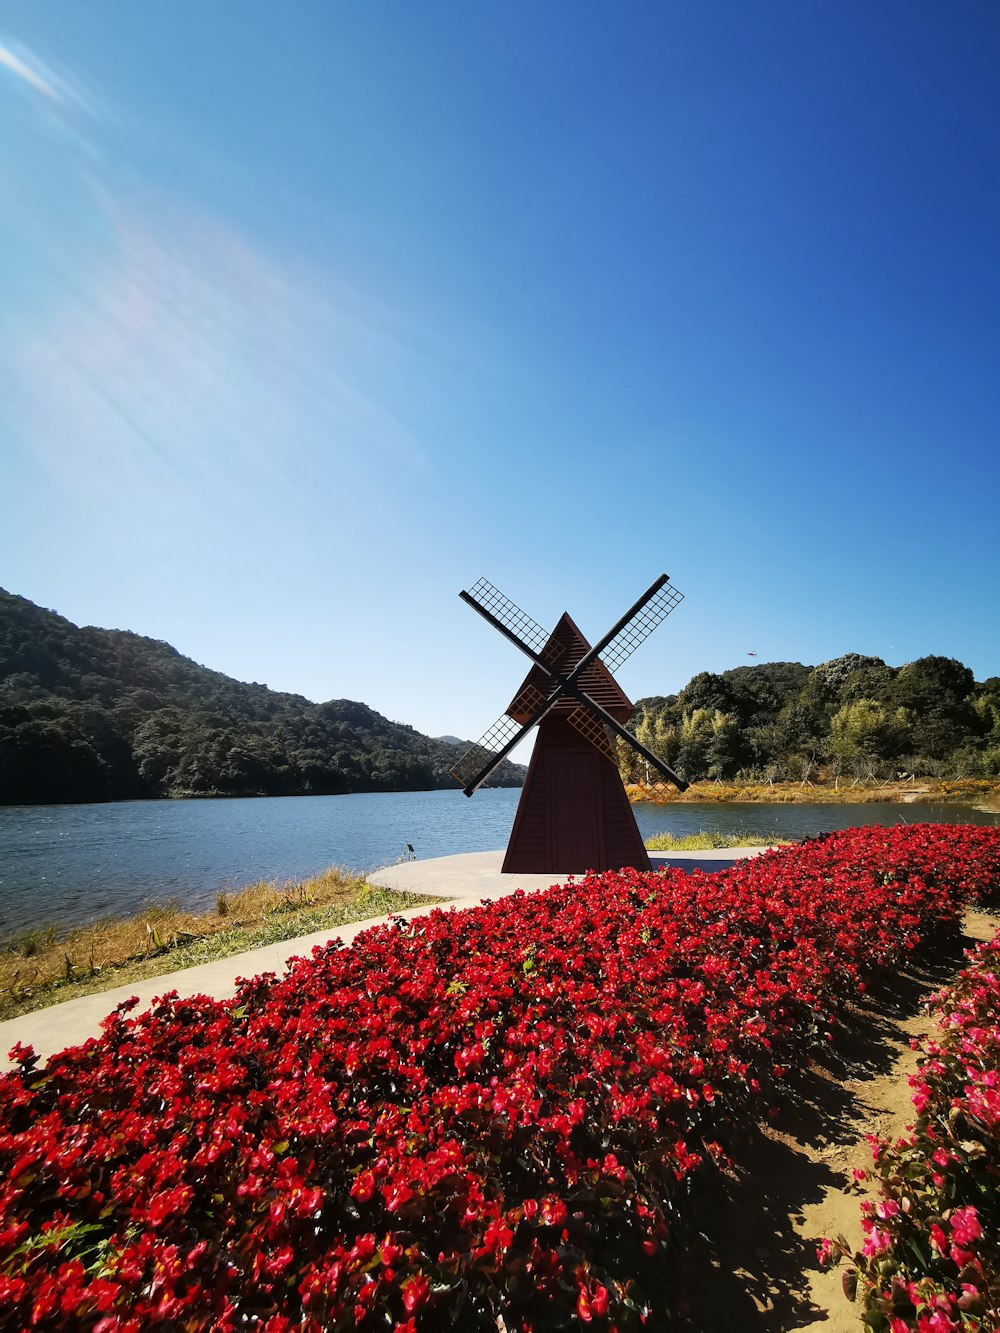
[0,868,437,1023]
[643,830,787,851]
[628,776,1000,809]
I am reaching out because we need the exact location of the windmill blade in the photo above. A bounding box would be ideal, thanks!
[449,686,548,793]
[565,706,617,761]
[609,717,687,791]
[563,573,674,690]
[461,579,559,659]
[449,713,527,790]
[566,685,689,791]
[599,578,684,675]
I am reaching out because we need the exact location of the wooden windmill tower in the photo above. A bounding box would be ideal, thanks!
[451,575,687,874]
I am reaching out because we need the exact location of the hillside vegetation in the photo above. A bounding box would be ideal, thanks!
[0,590,523,805]
[3,590,995,806]
[619,655,1000,786]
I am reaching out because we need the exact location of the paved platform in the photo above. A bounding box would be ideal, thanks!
[365,848,770,897]
[0,847,771,1069]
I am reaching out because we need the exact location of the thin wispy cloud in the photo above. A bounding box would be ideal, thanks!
[0,41,62,101]
[0,28,454,567]
[10,196,433,536]
[0,37,92,112]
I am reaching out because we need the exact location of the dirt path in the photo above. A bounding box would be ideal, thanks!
[672,907,1000,1331]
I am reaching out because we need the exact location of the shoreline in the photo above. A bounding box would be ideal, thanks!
[4,796,997,1023]
[627,777,1000,811]
[0,870,437,1025]
[1,835,777,1025]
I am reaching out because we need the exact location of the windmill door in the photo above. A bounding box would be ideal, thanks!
[546,749,603,872]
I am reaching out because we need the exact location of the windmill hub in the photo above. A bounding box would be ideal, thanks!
[452,575,686,874]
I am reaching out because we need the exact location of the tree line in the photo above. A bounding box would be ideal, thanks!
[4,589,995,804]
[617,654,1000,786]
[0,590,523,805]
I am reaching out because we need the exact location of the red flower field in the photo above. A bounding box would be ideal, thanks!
[2,824,999,1330]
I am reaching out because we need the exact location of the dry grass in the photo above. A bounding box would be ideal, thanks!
[628,778,1000,807]
[0,868,436,1021]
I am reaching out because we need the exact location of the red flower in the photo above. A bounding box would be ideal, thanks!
[401,1274,429,1313]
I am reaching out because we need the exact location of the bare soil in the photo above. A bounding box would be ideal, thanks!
[671,907,1000,1331]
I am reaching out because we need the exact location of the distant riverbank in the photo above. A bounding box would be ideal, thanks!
[627,777,1000,812]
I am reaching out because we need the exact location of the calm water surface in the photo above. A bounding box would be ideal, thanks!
[0,790,994,936]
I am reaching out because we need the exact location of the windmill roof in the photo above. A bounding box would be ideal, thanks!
[506,612,634,723]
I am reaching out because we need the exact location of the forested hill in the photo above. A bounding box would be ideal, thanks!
[624,654,1000,785]
[0,590,524,805]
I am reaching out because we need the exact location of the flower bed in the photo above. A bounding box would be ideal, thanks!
[2,824,999,1330]
[833,929,1000,1332]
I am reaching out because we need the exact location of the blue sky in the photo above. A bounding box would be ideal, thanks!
[2,2,998,755]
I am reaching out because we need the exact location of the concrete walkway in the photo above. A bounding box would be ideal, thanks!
[365,848,767,899]
[0,848,770,1069]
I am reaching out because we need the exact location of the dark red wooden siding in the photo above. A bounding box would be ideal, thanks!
[507,613,634,724]
[502,717,650,874]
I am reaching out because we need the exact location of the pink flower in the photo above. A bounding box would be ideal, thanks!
[917,1312,957,1332]
[861,1226,890,1258]
[949,1206,982,1247]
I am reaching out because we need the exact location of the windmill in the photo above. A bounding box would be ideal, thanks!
[451,574,688,874]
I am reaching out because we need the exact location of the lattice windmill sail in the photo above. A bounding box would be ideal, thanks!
[451,574,687,874]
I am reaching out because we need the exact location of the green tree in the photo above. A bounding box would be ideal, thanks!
[828,699,905,768]
[889,656,977,762]
[671,708,716,781]
[676,672,738,716]
[705,711,746,779]
[800,655,893,719]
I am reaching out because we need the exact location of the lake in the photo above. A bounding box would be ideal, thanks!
[0,790,995,937]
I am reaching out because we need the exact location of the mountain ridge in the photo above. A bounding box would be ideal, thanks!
[0,589,525,805]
